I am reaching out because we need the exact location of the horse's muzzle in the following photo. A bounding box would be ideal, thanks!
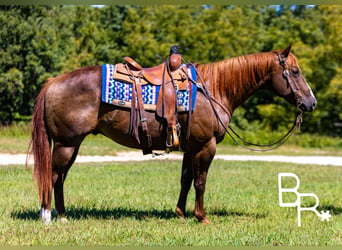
[299,97,317,112]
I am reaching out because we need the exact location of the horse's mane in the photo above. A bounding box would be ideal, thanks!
[195,51,299,100]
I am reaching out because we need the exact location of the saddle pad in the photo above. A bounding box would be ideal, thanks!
[101,64,197,112]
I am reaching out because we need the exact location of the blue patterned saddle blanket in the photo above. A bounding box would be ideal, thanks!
[101,64,197,112]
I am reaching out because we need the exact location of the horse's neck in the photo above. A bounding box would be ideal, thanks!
[197,53,273,113]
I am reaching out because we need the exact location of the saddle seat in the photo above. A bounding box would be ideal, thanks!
[142,63,169,85]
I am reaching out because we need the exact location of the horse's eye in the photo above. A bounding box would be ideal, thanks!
[291,68,300,77]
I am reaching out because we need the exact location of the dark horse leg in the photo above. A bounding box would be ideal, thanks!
[52,142,81,221]
[176,153,193,219]
[192,137,216,224]
[176,137,216,224]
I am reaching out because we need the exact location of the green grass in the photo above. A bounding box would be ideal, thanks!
[1,122,341,245]
[1,160,341,246]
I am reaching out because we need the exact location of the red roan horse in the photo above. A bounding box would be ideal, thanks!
[28,45,316,224]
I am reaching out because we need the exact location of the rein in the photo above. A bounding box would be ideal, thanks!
[189,53,304,152]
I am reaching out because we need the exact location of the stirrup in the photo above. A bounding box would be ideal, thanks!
[166,125,179,148]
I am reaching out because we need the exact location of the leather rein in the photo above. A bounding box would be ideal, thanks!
[190,53,304,152]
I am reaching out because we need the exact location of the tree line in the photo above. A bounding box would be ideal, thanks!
[0,5,341,136]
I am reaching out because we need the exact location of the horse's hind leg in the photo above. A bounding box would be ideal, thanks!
[176,153,193,219]
[51,142,80,221]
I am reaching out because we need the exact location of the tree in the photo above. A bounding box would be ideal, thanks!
[0,5,340,137]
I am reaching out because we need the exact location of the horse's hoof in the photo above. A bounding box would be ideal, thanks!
[195,214,210,225]
[41,218,51,225]
[40,208,51,224]
[201,217,210,225]
[176,206,185,218]
[59,217,68,223]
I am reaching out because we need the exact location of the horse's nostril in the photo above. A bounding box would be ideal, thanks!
[299,103,307,112]
[313,100,317,108]
[309,101,317,112]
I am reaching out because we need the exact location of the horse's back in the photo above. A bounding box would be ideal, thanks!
[44,66,102,142]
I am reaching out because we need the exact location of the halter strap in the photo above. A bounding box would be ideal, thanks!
[277,53,303,125]
[277,54,301,99]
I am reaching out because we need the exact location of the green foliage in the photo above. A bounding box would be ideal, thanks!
[0,68,23,123]
[0,5,341,137]
[0,6,69,119]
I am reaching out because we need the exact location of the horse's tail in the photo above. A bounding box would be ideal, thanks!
[27,78,54,205]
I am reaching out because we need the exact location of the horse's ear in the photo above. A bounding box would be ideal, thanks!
[280,43,292,58]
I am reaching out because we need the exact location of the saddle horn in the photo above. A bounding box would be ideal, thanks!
[169,45,182,71]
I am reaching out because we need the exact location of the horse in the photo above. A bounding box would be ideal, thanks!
[28,44,316,224]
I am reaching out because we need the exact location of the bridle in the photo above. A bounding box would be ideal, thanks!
[277,53,304,118]
[193,53,304,152]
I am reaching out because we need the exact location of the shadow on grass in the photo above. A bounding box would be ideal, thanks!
[11,209,40,221]
[210,208,267,219]
[11,207,176,221]
[319,205,342,216]
[11,206,271,221]
[65,206,178,220]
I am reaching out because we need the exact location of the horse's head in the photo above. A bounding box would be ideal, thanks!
[269,44,317,112]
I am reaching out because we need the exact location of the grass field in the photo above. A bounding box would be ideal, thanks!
[1,160,341,246]
[0,124,341,246]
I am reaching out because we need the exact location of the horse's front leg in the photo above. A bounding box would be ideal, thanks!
[176,153,193,219]
[192,137,216,224]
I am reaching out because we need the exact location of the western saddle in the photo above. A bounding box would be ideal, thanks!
[113,45,191,154]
